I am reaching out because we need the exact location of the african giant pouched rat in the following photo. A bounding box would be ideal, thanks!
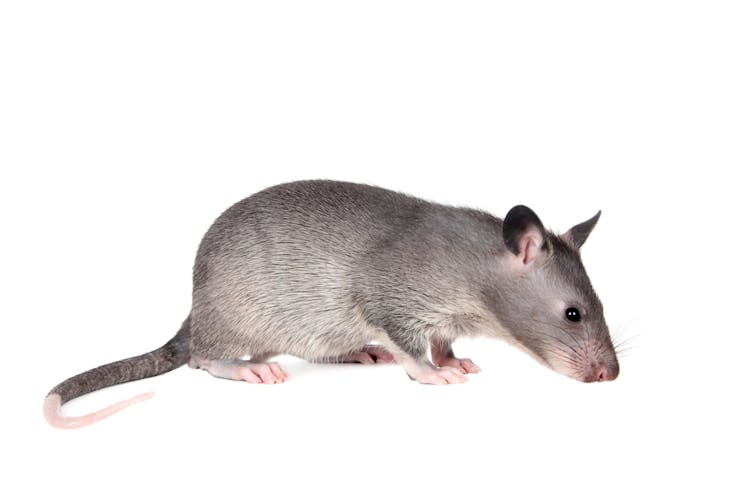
[44,180,619,428]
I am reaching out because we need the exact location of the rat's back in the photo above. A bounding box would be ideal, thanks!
[188,180,431,361]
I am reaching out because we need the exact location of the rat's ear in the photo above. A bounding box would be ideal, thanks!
[562,211,601,249]
[503,205,548,265]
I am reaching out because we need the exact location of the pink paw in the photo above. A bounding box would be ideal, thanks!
[436,357,481,374]
[237,362,288,384]
[409,366,468,385]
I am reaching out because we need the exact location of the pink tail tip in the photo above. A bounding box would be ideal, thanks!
[43,391,155,429]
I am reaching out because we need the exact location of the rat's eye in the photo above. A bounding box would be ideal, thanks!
[565,307,581,322]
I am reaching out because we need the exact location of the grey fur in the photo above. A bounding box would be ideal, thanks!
[48,317,190,404]
[46,180,618,424]
[189,181,511,366]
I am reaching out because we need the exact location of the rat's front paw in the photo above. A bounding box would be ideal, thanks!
[433,355,481,374]
[408,366,468,385]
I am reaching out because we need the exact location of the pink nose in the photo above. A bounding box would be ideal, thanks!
[595,364,608,382]
[586,362,617,382]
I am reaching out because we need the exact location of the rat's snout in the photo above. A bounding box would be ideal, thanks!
[584,360,619,383]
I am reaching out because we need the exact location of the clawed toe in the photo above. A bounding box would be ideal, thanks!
[193,357,288,384]
[458,358,481,374]
[436,357,481,374]
[239,363,287,384]
[408,365,469,385]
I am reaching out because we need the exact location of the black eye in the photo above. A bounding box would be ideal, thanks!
[565,307,581,322]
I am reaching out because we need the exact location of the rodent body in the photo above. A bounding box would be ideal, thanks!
[190,181,507,363]
[44,180,619,428]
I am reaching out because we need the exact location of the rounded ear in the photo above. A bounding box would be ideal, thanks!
[502,205,547,265]
[562,211,601,249]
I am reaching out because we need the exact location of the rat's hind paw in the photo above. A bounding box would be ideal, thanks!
[191,357,288,384]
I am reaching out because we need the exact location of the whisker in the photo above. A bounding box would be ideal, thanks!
[615,345,635,357]
[612,332,639,356]
[614,334,639,348]
[547,347,581,362]
[544,346,584,369]
[532,320,588,356]
[547,354,582,368]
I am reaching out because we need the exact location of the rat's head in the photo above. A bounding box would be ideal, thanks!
[497,205,619,383]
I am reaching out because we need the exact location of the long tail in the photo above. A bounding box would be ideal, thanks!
[43,316,191,429]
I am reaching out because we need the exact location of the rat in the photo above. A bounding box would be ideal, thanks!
[44,180,619,428]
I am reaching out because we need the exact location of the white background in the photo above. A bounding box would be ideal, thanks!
[1,1,752,502]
